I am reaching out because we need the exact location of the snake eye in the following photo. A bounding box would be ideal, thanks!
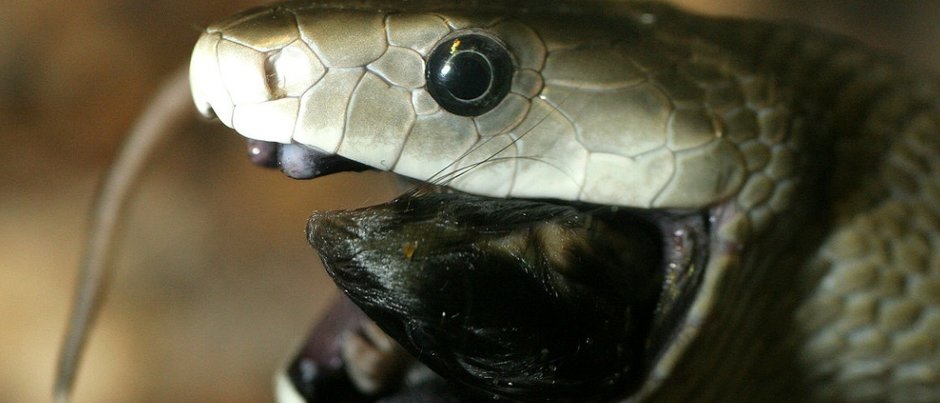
[425,32,513,116]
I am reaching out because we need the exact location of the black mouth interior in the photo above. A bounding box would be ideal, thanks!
[247,140,710,401]
[309,189,708,401]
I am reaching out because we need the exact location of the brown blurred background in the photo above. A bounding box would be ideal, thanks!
[1,1,938,402]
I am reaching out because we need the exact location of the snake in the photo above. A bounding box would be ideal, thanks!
[56,0,940,402]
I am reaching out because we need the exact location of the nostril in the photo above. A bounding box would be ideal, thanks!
[264,49,287,99]
[263,41,325,98]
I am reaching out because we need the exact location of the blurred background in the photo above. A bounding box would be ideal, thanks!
[1,1,938,402]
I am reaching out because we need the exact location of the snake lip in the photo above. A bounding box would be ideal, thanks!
[305,185,711,401]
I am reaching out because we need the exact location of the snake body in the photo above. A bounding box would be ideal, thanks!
[189,1,940,401]
[56,1,940,402]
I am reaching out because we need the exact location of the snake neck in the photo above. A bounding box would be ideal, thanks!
[650,4,940,219]
[630,5,940,401]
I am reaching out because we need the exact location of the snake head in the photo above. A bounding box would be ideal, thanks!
[190,2,807,401]
[188,2,760,210]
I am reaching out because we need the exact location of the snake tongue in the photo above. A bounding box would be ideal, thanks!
[244,139,371,179]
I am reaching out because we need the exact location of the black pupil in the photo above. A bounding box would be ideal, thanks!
[442,52,491,100]
[425,32,512,116]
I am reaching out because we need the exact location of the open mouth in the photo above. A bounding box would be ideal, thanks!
[246,139,711,402]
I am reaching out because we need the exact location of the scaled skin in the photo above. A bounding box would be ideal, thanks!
[190,2,940,401]
[190,2,780,209]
